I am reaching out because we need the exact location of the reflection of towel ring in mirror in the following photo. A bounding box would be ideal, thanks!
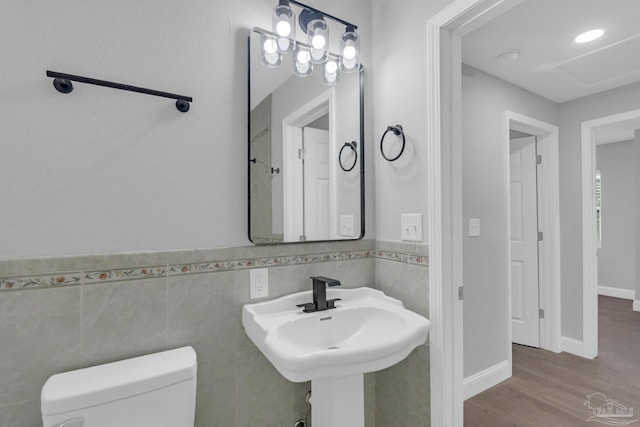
[339,141,358,172]
[380,124,405,162]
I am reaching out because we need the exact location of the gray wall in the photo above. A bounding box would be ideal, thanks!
[596,141,636,291]
[372,0,455,242]
[461,65,559,377]
[558,81,640,339]
[0,0,374,259]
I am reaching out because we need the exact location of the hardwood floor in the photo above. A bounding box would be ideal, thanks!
[464,296,640,426]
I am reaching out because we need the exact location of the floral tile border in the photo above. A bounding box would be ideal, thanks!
[0,246,427,291]
[84,266,168,284]
[167,261,236,276]
[1,272,82,290]
[372,250,429,266]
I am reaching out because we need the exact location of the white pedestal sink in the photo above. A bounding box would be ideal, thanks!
[242,287,431,427]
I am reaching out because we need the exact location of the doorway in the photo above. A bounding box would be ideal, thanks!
[580,108,640,358]
[507,112,561,353]
[509,132,540,347]
[426,1,561,425]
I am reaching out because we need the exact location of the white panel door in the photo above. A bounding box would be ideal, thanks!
[510,136,540,347]
[303,127,331,240]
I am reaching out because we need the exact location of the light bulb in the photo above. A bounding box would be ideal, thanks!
[325,61,338,74]
[343,45,356,60]
[263,39,277,54]
[276,20,291,37]
[312,33,326,49]
[297,50,310,64]
[260,34,281,68]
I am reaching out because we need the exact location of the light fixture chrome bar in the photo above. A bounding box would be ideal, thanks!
[288,0,357,30]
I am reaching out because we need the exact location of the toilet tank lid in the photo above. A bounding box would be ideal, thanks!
[41,346,197,416]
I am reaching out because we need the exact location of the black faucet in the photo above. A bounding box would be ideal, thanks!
[296,276,342,313]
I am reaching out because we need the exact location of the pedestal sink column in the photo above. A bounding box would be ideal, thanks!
[311,373,364,427]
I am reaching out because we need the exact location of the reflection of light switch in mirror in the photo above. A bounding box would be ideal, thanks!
[401,213,423,242]
[340,215,355,237]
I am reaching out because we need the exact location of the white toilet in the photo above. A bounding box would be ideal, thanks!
[41,346,197,427]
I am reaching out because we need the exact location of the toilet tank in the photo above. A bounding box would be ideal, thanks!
[41,347,197,427]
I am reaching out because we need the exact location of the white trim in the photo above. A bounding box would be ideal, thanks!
[506,112,562,353]
[581,109,640,360]
[463,360,511,400]
[427,1,524,425]
[561,336,587,357]
[598,286,636,300]
[633,300,640,312]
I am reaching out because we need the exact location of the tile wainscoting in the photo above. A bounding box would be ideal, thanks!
[0,240,429,426]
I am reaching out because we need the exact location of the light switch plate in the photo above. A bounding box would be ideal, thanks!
[469,218,480,237]
[401,213,423,242]
[340,215,355,237]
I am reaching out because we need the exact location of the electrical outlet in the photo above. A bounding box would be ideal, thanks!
[250,268,269,299]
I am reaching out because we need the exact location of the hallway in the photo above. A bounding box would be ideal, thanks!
[464,296,640,426]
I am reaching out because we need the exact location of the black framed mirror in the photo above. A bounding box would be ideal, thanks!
[248,28,364,244]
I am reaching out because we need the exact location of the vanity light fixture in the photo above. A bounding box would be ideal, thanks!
[262,0,360,85]
[575,29,604,44]
[340,25,360,72]
[273,0,295,53]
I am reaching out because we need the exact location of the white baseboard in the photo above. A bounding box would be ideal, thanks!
[634,300,640,312]
[561,336,586,357]
[598,285,635,300]
[463,360,511,400]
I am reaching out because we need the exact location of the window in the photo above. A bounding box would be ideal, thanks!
[595,170,602,247]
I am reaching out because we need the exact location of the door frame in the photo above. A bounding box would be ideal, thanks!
[506,112,561,353]
[426,1,541,425]
[580,108,640,359]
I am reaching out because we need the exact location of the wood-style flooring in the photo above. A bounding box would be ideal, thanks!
[464,296,640,426]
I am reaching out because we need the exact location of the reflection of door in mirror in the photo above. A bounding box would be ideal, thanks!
[303,123,330,241]
[283,94,336,242]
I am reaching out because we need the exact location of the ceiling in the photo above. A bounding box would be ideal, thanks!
[462,0,640,104]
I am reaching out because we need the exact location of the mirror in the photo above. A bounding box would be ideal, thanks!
[248,28,364,243]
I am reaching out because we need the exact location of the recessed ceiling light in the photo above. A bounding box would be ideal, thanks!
[497,50,519,64]
[575,29,604,44]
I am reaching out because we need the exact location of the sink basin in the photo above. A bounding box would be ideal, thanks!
[242,287,431,382]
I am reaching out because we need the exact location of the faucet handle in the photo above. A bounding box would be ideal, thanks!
[296,302,317,313]
[326,298,341,309]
